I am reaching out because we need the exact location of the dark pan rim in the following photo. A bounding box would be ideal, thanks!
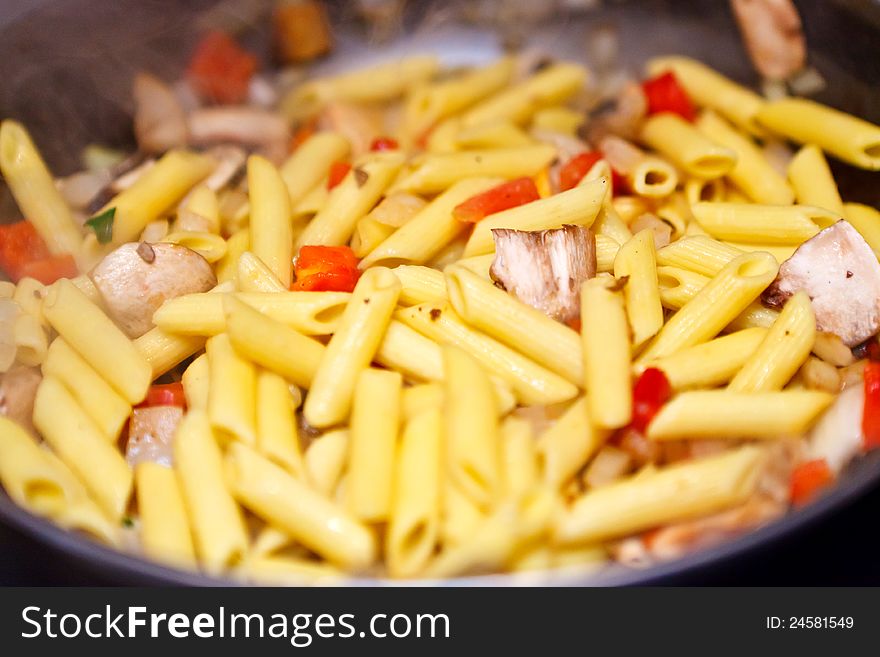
[2,448,878,586]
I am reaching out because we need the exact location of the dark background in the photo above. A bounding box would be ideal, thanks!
[1,0,880,585]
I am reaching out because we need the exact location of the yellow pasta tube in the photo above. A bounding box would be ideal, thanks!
[392,265,447,305]
[581,277,632,429]
[42,278,151,404]
[444,346,502,509]
[223,295,325,389]
[386,406,442,578]
[0,417,118,545]
[756,97,880,170]
[174,410,248,574]
[637,251,779,364]
[461,62,587,127]
[42,338,130,441]
[216,228,249,284]
[256,369,304,477]
[454,121,533,149]
[464,176,607,257]
[350,217,395,258]
[647,390,833,440]
[629,156,678,199]
[33,376,132,519]
[556,446,766,544]
[13,313,47,366]
[347,368,402,521]
[178,183,220,234]
[392,146,556,195]
[647,327,768,390]
[613,230,663,349]
[536,397,607,488]
[303,429,348,496]
[696,110,794,205]
[236,251,286,293]
[206,333,256,445]
[282,55,439,119]
[248,155,293,287]
[396,302,578,405]
[728,291,815,392]
[102,149,214,244]
[596,234,621,273]
[373,319,443,383]
[359,177,501,268]
[226,442,376,570]
[135,328,205,380]
[135,462,196,568]
[843,202,880,258]
[155,290,349,337]
[403,57,515,140]
[721,241,797,265]
[656,266,711,310]
[691,202,838,245]
[646,56,767,136]
[655,235,743,277]
[787,144,845,215]
[441,479,485,548]
[181,353,209,411]
[640,113,736,179]
[280,132,350,206]
[295,151,405,248]
[161,231,227,263]
[501,416,537,499]
[445,265,583,385]
[0,120,82,256]
[304,267,401,427]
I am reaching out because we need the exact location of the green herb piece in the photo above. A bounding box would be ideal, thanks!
[86,207,116,244]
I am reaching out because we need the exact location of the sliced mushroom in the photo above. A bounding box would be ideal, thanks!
[807,384,864,475]
[730,0,806,81]
[126,405,184,468]
[318,101,383,156]
[202,144,247,192]
[490,224,596,325]
[630,212,673,249]
[133,72,189,154]
[188,107,291,163]
[762,220,880,346]
[90,242,217,338]
[585,81,647,143]
[0,366,42,436]
[597,135,644,176]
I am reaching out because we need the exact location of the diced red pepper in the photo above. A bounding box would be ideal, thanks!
[642,71,696,122]
[17,254,78,285]
[370,136,399,151]
[866,338,880,363]
[187,31,258,105]
[292,245,361,292]
[790,458,834,506]
[138,382,187,409]
[631,367,672,433]
[862,361,880,450]
[0,221,76,284]
[559,152,603,192]
[327,161,352,190]
[452,177,540,223]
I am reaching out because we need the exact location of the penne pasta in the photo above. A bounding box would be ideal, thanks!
[691,202,838,245]
[206,333,257,445]
[135,462,196,568]
[640,113,736,179]
[614,230,664,349]
[248,155,293,287]
[536,396,607,488]
[256,369,304,477]
[280,132,350,206]
[787,144,845,215]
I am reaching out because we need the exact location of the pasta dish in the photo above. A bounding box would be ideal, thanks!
[0,0,878,583]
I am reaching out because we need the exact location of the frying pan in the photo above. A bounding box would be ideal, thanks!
[1,0,880,585]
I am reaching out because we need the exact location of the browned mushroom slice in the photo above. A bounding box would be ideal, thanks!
[730,0,806,81]
[489,225,596,325]
[133,72,189,154]
[126,405,184,468]
[0,366,42,436]
[762,220,880,346]
[90,242,217,338]
[188,107,291,163]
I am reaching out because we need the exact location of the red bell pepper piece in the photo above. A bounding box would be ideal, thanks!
[559,152,603,192]
[789,458,834,506]
[558,151,629,195]
[138,382,187,409]
[327,161,352,190]
[862,361,880,450]
[642,71,696,122]
[631,367,672,433]
[0,221,76,284]
[370,136,399,151]
[292,245,361,293]
[452,177,540,223]
[187,31,257,104]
